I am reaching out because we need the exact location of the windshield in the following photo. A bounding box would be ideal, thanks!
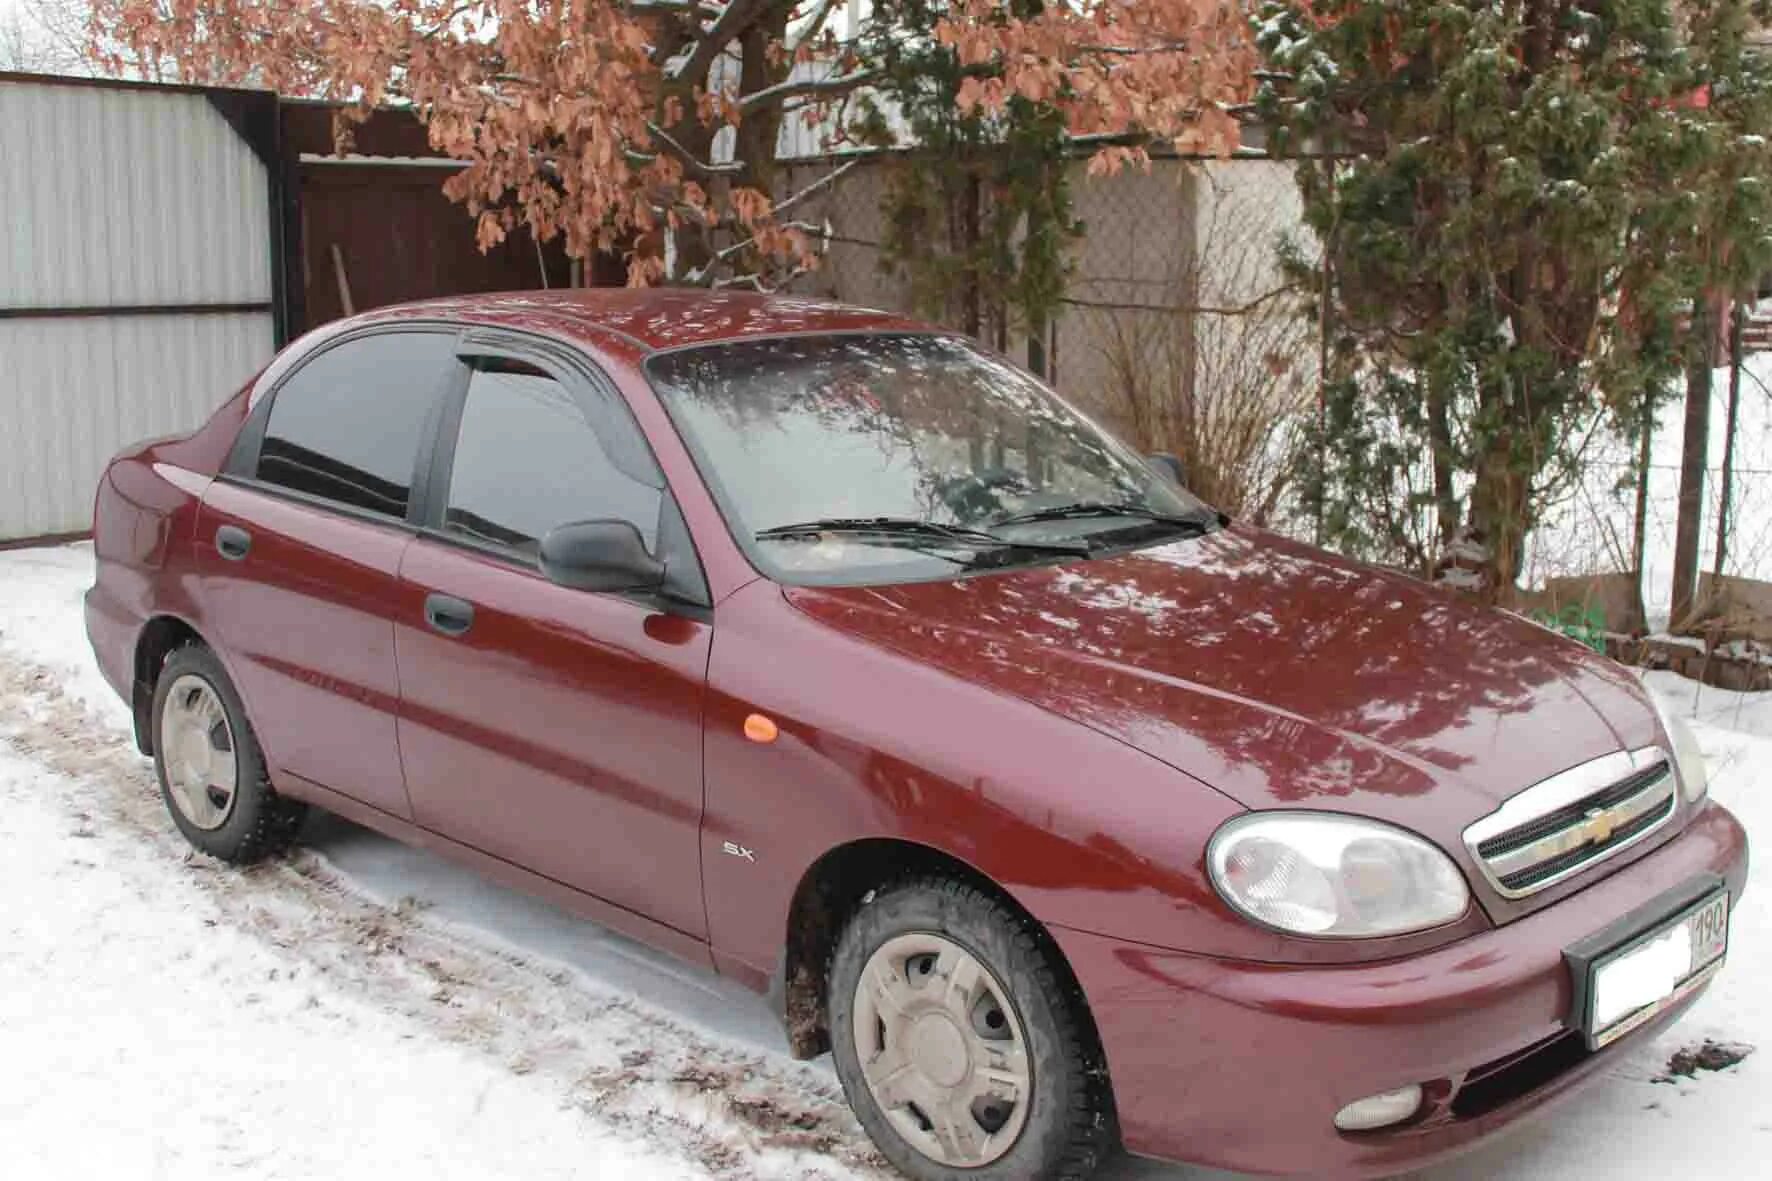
[646,334,1216,584]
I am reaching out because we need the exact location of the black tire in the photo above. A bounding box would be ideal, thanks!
[829,877,1117,1181]
[150,643,305,863]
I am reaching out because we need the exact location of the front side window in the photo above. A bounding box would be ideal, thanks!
[443,362,663,557]
[255,331,456,517]
[646,334,1215,584]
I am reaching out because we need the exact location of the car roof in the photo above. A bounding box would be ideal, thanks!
[358,288,937,355]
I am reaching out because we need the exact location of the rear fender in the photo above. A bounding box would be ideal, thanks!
[88,382,254,746]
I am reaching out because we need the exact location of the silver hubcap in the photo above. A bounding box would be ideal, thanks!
[159,674,238,831]
[852,933,1031,1167]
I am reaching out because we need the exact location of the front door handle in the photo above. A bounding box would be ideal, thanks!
[215,525,251,561]
[423,592,475,637]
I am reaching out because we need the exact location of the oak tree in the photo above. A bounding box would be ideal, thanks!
[89,1,1256,286]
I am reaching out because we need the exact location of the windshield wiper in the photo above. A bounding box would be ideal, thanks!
[756,517,1091,556]
[988,501,1216,533]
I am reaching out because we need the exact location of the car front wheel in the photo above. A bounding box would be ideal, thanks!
[829,877,1116,1180]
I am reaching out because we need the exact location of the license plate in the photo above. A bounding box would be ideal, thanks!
[1584,889,1729,1049]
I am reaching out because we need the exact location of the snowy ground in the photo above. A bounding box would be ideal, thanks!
[0,542,1766,1180]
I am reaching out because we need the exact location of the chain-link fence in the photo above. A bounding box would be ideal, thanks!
[777,157,913,315]
[1525,362,1772,625]
[779,153,1318,525]
[1062,160,1315,526]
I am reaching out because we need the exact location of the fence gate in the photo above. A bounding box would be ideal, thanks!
[0,73,281,543]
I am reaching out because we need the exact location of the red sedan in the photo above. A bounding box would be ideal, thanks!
[85,290,1746,1180]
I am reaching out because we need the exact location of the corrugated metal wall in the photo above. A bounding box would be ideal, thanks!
[0,316,270,539]
[0,77,276,541]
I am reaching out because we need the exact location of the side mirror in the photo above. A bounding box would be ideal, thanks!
[1147,451,1187,489]
[539,519,665,593]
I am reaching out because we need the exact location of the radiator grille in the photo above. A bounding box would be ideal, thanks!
[1464,749,1676,900]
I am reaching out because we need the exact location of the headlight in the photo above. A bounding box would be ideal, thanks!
[1648,691,1709,804]
[1207,813,1470,938]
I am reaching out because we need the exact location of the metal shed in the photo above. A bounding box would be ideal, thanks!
[0,73,595,545]
[1,73,281,543]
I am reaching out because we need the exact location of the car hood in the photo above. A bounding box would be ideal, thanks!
[782,525,1661,855]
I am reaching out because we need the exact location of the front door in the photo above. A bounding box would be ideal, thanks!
[196,329,459,818]
[393,346,712,939]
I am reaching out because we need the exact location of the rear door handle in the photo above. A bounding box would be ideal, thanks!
[215,525,251,561]
[423,592,475,637]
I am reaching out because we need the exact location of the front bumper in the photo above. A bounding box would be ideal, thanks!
[1051,800,1748,1178]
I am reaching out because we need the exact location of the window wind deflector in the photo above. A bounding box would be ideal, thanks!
[987,501,1217,533]
[755,517,1091,556]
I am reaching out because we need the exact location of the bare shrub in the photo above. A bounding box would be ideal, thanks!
[1069,161,1314,525]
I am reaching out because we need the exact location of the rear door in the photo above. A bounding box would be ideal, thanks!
[393,335,714,939]
[197,328,459,819]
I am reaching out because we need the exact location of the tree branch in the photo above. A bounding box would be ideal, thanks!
[786,0,842,53]
[669,0,770,82]
[711,259,815,290]
[690,217,826,284]
[774,158,857,216]
[644,120,747,174]
[739,68,878,113]
[1060,282,1304,318]
[1074,42,1192,56]
[630,0,727,17]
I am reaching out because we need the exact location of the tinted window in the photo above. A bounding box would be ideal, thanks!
[443,363,662,556]
[256,332,455,517]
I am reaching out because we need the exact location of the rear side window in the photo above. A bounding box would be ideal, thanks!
[443,362,663,556]
[256,332,456,518]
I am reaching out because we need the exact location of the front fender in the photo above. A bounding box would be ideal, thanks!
[699,580,1259,982]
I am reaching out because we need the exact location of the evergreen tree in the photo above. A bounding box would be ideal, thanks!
[860,0,1082,367]
[1258,0,1772,600]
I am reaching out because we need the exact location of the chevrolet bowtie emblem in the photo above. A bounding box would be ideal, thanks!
[1581,806,1620,845]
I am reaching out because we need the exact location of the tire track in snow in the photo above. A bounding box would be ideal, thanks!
[0,652,893,1181]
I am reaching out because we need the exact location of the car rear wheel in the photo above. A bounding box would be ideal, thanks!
[829,877,1116,1180]
[151,644,305,863]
